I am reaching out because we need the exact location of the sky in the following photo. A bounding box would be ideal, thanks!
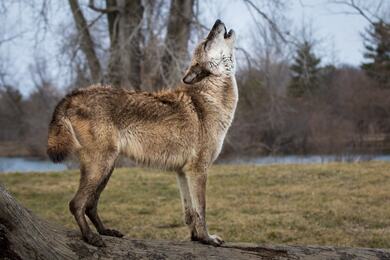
[0,0,382,96]
[288,0,370,65]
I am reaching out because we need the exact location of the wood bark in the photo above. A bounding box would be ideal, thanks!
[68,0,102,83]
[1,184,390,259]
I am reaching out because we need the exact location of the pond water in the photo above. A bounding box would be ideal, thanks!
[1,154,390,173]
[0,157,67,173]
[223,154,390,165]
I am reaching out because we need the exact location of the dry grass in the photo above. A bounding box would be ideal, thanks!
[1,162,390,248]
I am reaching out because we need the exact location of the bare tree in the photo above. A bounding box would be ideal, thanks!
[243,0,290,44]
[102,0,144,89]
[159,0,194,87]
[328,0,389,25]
[67,0,196,90]
[224,1,294,156]
[69,0,103,83]
[68,0,144,90]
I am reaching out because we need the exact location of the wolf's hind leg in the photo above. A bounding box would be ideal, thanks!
[69,162,106,247]
[69,149,121,247]
[85,162,124,238]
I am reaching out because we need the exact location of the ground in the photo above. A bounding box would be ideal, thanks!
[0,162,390,248]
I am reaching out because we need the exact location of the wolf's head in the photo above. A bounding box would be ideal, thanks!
[183,19,236,85]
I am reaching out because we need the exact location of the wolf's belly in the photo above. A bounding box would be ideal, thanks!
[119,127,196,170]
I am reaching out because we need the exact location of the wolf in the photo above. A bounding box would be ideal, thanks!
[47,19,237,247]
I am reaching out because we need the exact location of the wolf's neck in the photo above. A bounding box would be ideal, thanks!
[198,75,238,124]
[205,75,237,106]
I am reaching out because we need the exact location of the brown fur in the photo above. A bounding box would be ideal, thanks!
[47,19,237,247]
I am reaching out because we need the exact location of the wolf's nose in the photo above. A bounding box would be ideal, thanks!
[215,19,222,25]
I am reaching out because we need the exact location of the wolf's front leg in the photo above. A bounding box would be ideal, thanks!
[186,169,224,246]
[176,171,194,225]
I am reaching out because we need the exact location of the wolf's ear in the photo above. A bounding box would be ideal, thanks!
[182,64,210,84]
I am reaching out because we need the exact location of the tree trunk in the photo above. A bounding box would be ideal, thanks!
[1,184,390,259]
[106,0,143,90]
[104,0,121,88]
[68,0,102,83]
[70,0,143,90]
[158,0,194,88]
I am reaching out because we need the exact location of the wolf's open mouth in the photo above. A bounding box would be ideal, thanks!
[208,19,233,40]
[222,23,233,39]
[224,29,233,39]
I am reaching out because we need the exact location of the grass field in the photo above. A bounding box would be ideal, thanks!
[1,162,390,248]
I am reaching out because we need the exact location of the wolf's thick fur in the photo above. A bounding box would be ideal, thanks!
[47,20,237,247]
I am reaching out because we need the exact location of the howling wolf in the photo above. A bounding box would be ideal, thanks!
[47,19,237,247]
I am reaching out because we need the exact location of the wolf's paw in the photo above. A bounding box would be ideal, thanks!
[84,232,105,247]
[190,230,199,241]
[99,228,124,238]
[198,234,224,246]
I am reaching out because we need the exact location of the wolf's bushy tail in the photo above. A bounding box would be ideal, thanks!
[47,100,78,163]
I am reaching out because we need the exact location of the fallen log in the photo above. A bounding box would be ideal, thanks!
[1,184,390,260]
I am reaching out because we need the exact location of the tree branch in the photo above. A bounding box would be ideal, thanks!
[88,0,119,13]
[68,0,102,83]
[329,0,377,26]
[242,0,289,43]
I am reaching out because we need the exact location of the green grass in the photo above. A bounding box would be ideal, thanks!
[1,162,390,248]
